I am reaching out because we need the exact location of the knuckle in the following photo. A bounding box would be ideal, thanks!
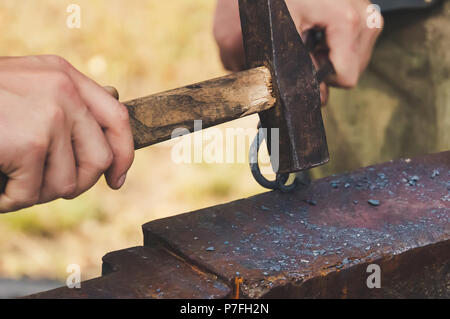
[43,55,73,71]
[62,188,81,200]
[47,104,66,125]
[116,102,130,124]
[25,137,48,158]
[48,71,76,96]
[57,183,77,198]
[70,99,88,115]
[96,149,114,171]
[343,7,361,30]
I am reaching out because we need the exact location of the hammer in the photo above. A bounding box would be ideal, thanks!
[0,0,331,194]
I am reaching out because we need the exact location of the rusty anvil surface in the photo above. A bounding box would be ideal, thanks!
[29,152,449,299]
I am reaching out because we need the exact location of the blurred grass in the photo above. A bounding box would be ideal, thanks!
[0,0,266,281]
[1,194,107,237]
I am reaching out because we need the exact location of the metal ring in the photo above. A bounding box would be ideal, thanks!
[249,124,298,193]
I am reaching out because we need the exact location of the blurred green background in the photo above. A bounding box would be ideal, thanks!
[0,0,268,282]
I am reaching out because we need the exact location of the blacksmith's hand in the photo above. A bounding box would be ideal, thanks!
[213,0,383,90]
[0,55,134,213]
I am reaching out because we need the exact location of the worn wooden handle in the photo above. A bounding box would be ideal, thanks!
[124,66,276,149]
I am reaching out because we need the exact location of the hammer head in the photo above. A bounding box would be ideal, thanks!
[239,0,329,174]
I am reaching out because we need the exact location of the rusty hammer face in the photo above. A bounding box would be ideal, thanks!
[240,0,329,174]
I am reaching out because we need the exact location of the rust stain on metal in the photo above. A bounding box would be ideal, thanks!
[233,277,244,299]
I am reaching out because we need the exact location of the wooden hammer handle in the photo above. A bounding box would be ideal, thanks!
[306,29,336,83]
[316,60,335,83]
[125,66,276,149]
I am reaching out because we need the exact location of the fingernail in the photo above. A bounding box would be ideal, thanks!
[116,173,127,189]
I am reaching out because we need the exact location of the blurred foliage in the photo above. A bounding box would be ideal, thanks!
[1,194,107,237]
[0,0,265,281]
